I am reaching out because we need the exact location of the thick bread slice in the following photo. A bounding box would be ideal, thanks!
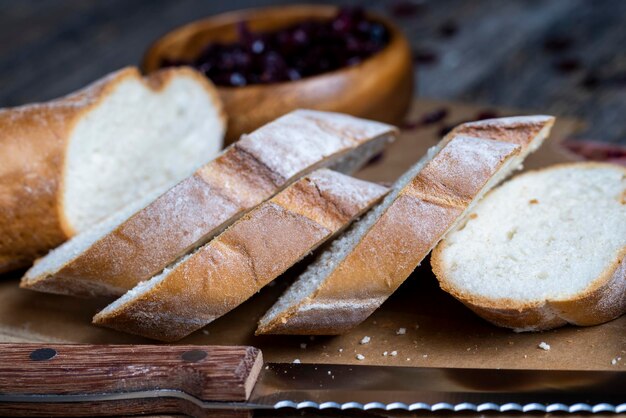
[256,116,555,335]
[22,110,396,297]
[93,169,388,341]
[431,163,626,332]
[0,66,225,273]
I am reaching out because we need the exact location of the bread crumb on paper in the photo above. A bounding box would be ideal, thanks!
[356,354,365,360]
[538,342,551,351]
[360,336,371,344]
[396,327,406,335]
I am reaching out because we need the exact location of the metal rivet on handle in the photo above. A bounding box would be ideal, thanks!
[181,349,207,362]
[29,348,57,361]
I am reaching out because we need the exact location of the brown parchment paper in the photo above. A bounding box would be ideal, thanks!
[1,99,623,372]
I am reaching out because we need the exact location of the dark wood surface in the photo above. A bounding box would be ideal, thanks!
[1,0,625,145]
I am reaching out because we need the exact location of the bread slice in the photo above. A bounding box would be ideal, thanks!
[93,169,388,341]
[0,66,225,273]
[22,110,396,297]
[256,116,555,335]
[431,162,626,332]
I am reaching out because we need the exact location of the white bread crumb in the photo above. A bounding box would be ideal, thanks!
[391,350,398,356]
[293,359,301,364]
[360,336,371,344]
[356,354,365,360]
[538,342,551,351]
[383,351,388,356]
[396,328,406,335]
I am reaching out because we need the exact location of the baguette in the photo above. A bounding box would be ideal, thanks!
[431,162,626,332]
[256,116,555,335]
[22,110,396,297]
[1,66,225,273]
[93,169,388,341]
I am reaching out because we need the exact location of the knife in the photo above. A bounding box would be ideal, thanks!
[0,344,624,417]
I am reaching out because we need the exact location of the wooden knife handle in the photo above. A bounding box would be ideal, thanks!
[0,343,263,417]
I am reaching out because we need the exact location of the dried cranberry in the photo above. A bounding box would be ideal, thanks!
[412,48,438,64]
[164,7,390,86]
[402,108,448,130]
[422,108,449,124]
[475,110,499,120]
[438,20,459,38]
[390,1,425,18]
[580,72,601,89]
[554,57,582,73]
[543,35,573,53]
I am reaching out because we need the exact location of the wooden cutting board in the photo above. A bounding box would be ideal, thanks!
[1,99,623,372]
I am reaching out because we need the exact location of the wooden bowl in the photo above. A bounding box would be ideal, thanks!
[143,5,414,143]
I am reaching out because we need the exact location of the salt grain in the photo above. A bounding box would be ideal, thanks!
[360,336,371,345]
[293,359,301,364]
[538,342,551,351]
[383,351,388,356]
[391,351,398,356]
[356,354,365,360]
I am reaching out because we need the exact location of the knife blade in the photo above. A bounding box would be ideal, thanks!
[0,344,624,417]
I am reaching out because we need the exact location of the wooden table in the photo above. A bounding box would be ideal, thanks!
[1,0,625,145]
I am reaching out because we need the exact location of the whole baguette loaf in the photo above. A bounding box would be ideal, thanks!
[93,169,389,341]
[431,162,626,332]
[0,66,225,273]
[22,110,396,297]
[256,116,555,335]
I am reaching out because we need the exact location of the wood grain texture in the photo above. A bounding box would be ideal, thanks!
[0,344,262,401]
[0,0,624,146]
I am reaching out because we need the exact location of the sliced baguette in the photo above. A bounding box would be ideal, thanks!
[0,66,225,273]
[93,169,389,341]
[22,110,396,297]
[431,162,626,332]
[256,116,555,335]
